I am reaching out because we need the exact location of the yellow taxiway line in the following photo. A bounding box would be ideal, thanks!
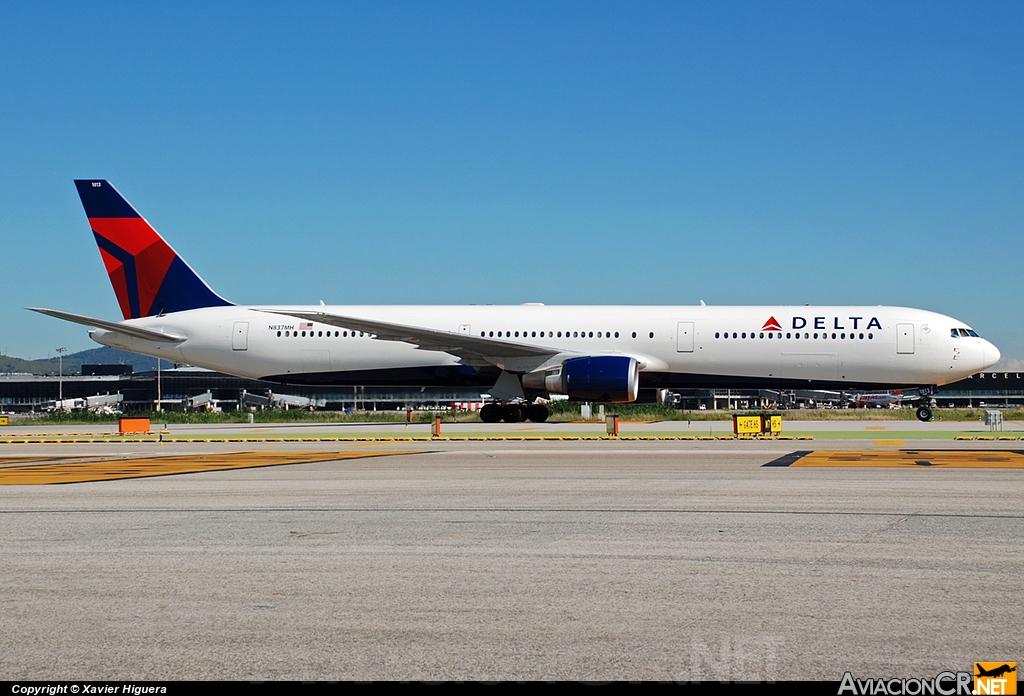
[765,450,1024,468]
[0,450,420,485]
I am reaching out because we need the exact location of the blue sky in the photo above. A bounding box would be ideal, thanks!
[2,1,1022,367]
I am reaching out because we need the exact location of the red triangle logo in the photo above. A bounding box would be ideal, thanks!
[761,316,782,331]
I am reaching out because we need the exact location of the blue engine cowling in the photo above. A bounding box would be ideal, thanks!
[562,356,639,403]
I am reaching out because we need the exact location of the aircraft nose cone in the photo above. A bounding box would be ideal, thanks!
[984,341,1001,369]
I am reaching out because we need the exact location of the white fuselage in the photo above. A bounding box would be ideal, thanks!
[87,304,1000,392]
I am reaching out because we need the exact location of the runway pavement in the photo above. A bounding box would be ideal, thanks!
[1,424,1021,681]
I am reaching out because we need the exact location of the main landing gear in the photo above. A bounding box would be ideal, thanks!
[480,402,549,423]
[915,405,933,422]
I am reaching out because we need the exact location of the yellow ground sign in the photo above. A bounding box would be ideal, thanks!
[734,416,763,434]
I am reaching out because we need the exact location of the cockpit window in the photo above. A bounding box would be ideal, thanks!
[966,329,979,337]
[951,329,959,338]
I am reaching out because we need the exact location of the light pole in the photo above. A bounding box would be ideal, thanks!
[56,347,67,405]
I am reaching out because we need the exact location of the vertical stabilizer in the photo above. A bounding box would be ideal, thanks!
[74,179,232,319]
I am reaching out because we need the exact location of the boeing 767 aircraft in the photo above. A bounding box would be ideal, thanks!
[30,180,1000,423]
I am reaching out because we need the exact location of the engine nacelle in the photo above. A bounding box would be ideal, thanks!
[522,356,639,403]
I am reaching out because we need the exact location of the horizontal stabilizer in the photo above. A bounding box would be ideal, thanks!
[28,308,187,343]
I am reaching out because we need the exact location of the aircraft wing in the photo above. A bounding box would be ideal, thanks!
[27,308,187,343]
[261,309,559,362]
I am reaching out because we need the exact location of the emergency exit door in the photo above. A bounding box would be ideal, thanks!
[676,322,694,352]
[896,323,914,354]
[232,321,249,351]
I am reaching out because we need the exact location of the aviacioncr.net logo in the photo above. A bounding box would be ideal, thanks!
[974,663,1017,695]
[838,671,973,695]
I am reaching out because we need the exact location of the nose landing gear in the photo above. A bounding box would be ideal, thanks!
[915,386,937,422]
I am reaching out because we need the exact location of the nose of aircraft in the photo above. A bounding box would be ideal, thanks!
[983,340,1001,370]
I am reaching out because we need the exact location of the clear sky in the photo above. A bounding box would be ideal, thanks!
[2,1,1021,367]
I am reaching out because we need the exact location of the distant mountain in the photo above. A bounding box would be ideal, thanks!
[0,347,161,375]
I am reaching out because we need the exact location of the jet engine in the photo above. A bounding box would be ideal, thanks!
[522,356,639,403]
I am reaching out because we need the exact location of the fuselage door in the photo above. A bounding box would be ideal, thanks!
[232,321,249,351]
[896,323,915,354]
[676,321,694,353]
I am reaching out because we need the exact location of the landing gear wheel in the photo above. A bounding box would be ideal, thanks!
[502,404,526,423]
[526,404,549,423]
[480,404,502,423]
[916,406,932,422]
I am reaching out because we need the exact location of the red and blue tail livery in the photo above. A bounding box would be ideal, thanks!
[74,180,232,319]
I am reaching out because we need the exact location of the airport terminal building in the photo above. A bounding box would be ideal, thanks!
[1,366,1021,413]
